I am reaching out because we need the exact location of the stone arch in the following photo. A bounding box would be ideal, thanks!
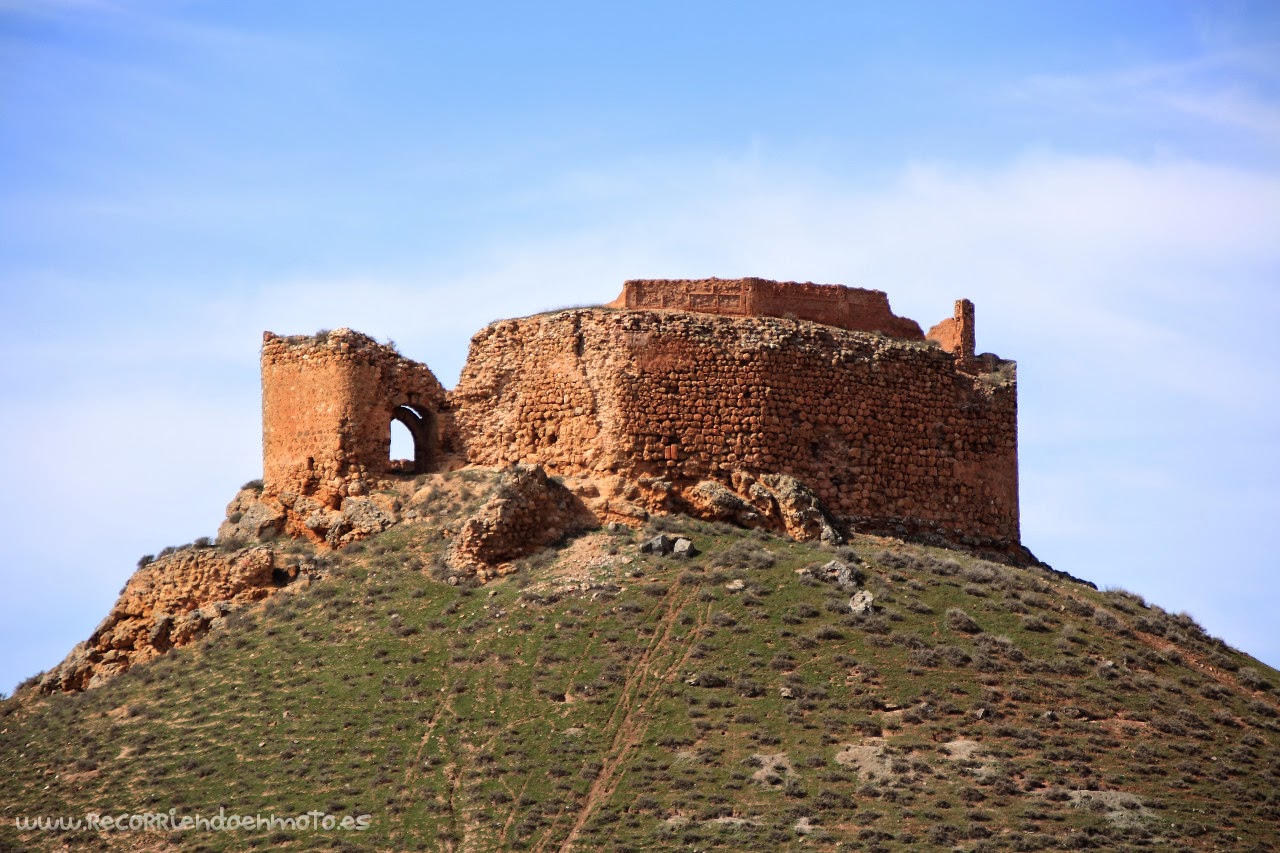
[390,403,437,474]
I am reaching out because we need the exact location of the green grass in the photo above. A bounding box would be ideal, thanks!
[2,513,1278,851]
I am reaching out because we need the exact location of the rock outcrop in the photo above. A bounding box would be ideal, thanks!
[447,465,595,577]
[677,472,843,544]
[219,484,401,549]
[37,546,297,692]
[217,485,285,542]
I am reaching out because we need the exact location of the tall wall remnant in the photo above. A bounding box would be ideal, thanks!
[260,329,447,534]
[260,279,1021,554]
[927,298,977,360]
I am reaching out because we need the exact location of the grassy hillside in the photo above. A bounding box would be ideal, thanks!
[2,500,1278,851]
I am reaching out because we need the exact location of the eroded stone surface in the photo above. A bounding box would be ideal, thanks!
[38,547,290,692]
[259,281,1022,557]
[451,306,1019,552]
[447,465,595,578]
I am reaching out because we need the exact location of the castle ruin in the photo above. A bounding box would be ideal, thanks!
[258,278,1020,556]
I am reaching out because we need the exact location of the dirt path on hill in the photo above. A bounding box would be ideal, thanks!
[1132,630,1280,716]
[535,585,701,853]
[401,692,459,850]
[1077,592,1280,717]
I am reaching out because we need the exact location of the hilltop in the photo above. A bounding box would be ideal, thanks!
[3,286,1278,851]
[2,467,1279,851]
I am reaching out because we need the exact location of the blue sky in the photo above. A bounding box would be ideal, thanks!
[2,0,1278,694]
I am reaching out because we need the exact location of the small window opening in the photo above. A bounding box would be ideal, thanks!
[390,419,415,465]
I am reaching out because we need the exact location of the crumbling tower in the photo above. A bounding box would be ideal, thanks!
[260,329,447,508]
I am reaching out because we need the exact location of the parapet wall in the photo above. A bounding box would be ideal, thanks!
[608,277,926,339]
[451,309,1019,548]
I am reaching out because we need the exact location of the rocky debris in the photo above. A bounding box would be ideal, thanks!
[217,487,286,543]
[447,465,595,577]
[640,534,677,555]
[680,480,763,528]
[752,474,845,544]
[1066,790,1154,829]
[37,547,285,692]
[848,590,876,615]
[238,476,405,549]
[639,534,698,558]
[169,602,235,645]
[672,538,698,558]
[751,752,795,786]
[679,473,843,544]
[299,494,399,548]
[802,559,864,589]
[685,671,728,687]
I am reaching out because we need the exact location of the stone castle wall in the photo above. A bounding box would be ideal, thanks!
[451,309,1019,548]
[608,277,926,340]
[259,280,1020,552]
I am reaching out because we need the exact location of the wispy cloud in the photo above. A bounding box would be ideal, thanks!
[1010,48,1280,149]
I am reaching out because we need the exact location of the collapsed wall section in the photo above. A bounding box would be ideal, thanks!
[261,328,447,508]
[451,309,1019,549]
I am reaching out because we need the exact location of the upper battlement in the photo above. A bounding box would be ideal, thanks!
[608,277,976,361]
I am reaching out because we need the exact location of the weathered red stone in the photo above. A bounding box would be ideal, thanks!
[259,279,1020,553]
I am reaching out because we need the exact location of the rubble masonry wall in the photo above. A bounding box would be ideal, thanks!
[450,309,1019,548]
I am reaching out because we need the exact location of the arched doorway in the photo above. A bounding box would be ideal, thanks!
[389,404,435,474]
